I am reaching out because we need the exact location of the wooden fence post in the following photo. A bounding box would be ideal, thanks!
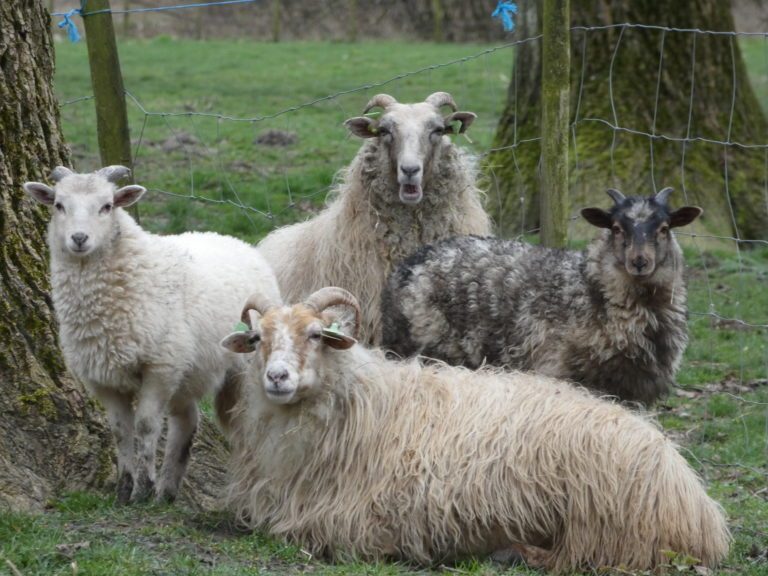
[540,0,570,247]
[347,0,358,42]
[81,0,137,218]
[271,0,280,42]
[431,0,444,43]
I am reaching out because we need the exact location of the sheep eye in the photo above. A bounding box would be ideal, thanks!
[54,202,65,213]
[611,225,622,235]
[659,225,670,235]
[308,331,322,341]
[99,203,113,215]
[248,333,261,344]
[377,127,391,137]
[431,127,445,136]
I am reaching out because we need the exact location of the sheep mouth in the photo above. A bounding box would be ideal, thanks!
[399,184,423,205]
[67,245,92,256]
[265,387,296,404]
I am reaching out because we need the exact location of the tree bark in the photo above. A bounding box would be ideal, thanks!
[487,0,768,241]
[0,1,227,512]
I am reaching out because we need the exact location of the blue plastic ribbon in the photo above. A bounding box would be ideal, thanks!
[491,1,518,32]
[58,8,82,43]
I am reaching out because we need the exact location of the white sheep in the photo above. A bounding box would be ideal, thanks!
[257,92,491,345]
[219,286,730,572]
[381,188,703,405]
[24,166,280,504]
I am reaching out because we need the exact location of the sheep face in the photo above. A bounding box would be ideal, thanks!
[581,187,702,278]
[24,167,145,258]
[344,92,476,205]
[222,288,359,405]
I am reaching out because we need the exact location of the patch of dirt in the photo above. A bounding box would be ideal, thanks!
[673,377,768,400]
[255,130,298,147]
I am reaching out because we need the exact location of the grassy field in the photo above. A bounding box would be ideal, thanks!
[2,37,766,575]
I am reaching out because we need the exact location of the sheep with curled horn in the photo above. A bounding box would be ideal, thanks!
[256,91,491,346]
[24,165,281,504]
[381,187,703,405]
[218,285,729,571]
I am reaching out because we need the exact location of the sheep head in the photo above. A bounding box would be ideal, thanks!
[344,92,477,205]
[221,287,360,405]
[581,187,702,278]
[23,166,145,258]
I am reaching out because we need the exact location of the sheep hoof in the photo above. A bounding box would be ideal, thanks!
[491,544,552,569]
[155,483,178,504]
[115,472,133,505]
[130,472,155,503]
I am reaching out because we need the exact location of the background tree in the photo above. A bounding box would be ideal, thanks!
[0,1,226,511]
[487,0,768,241]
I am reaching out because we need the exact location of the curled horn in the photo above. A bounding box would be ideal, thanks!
[363,94,397,114]
[50,166,74,182]
[606,188,626,205]
[96,165,132,183]
[425,91,458,111]
[654,186,674,205]
[240,291,280,327]
[304,287,362,339]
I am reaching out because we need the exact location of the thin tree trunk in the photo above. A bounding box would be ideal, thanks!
[487,0,768,241]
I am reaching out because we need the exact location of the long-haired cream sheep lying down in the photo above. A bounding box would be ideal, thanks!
[219,287,730,572]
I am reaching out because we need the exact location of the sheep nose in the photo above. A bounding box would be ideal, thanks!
[266,367,289,386]
[632,255,648,271]
[71,232,89,247]
[400,165,421,178]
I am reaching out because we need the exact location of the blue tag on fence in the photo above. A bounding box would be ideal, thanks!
[58,8,82,43]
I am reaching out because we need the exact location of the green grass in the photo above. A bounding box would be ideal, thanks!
[4,36,762,575]
[55,38,513,241]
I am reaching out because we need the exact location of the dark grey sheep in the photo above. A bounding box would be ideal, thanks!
[381,188,703,405]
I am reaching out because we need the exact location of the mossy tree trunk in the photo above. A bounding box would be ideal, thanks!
[0,0,112,511]
[487,0,768,242]
[0,1,227,512]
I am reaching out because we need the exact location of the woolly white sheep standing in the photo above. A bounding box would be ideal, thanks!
[219,286,729,572]
[381,188,703,405]
[24,166,281,504]
[257,92,491,344]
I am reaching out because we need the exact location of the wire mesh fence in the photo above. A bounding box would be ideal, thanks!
[55,10,767,552]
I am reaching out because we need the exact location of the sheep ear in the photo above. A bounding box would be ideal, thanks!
[221,331,261,354]
[320,319,357,350]
[114,185,146,208]
[669,206,703,229]
[444,111,477,134]
[23,182,56,205]
[321,331,357,350]
[581,207,612,229]
[344,116,378,139]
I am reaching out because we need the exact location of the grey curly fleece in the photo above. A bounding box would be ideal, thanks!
[381,229,691,405]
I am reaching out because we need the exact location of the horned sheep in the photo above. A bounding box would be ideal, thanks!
[24,166,281,504]
[381,188,703,405]
[257,92,492,345]
[219,286,729,572]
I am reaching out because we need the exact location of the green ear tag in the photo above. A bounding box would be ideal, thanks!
[233,321,250,333]
[321,322,357,350]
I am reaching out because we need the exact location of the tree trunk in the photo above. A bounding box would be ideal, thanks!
[487,0,768,241]
[0,1,227,512]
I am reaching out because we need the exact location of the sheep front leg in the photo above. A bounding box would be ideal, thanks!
[131,373,175,503]
[94,387,136,505]
[156,396,199,502]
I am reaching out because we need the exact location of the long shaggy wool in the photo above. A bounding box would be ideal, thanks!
[226,347,729,571]
[257,140,491,344]
[381,233,690,404]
